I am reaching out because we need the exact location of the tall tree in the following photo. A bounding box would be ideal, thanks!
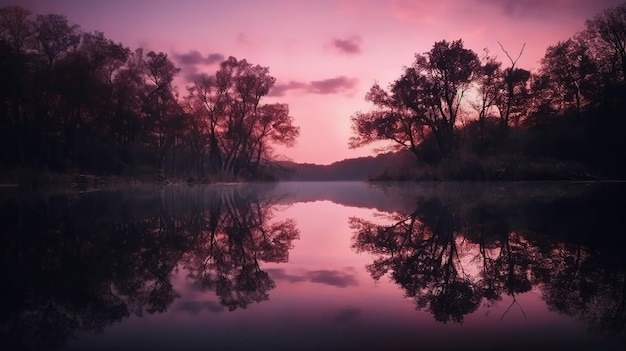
[538,38,597,115]
[494,43,530,128]
[0,5,32,53]
[140,50,181,173]
[185,57,299,178]
[472,48,501,138]
[350,39,480,159]
[585,3,626,84]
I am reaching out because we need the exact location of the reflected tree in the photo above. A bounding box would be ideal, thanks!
[181,186,299,310]
[351,199,481,323]
[351,184,626,335]
[0,185,299,349]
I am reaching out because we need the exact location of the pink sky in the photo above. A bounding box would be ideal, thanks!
[9,0,624,164]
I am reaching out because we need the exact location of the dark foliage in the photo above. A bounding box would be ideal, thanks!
[350,3,626,180]
[0,6,298,182]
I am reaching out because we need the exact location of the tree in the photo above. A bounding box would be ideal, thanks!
[0,6,33,166]
[493,42,531,128]
[585,3,626,84]
[350,39,480,159]
[32,13,80,69]
[472,48,501,138]
[185,57,299,178]
[140,51,181,173]
[538,38,597,115]
[0,5,32,53]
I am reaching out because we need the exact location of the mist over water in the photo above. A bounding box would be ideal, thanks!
[1,182,624,351]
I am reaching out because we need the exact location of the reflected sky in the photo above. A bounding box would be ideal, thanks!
[1,182,624,351]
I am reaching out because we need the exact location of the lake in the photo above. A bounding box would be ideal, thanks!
[1,181,625,351]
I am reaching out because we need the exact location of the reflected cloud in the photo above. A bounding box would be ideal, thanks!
[308,269,358,288]
[176,300,225,315]
[265,268,307,283]
[267,268,358,288]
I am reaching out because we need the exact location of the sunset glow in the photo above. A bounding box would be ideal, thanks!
[8,0,624,164]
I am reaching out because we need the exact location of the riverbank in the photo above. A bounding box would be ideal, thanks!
[370,154,611,182]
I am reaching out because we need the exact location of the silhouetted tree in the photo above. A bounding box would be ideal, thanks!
[184,57,299,178]
[472,48,501,138]
[350,39,480,159]
[0,5,299,180]
[585,3,626,84]
[493,43,531,128]
[537,38,597,115]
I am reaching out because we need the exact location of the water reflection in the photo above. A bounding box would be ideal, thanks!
[0,184,299,350]
[1,182,625,350]
[350,182,626,341]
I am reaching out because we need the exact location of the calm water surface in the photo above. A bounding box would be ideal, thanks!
[1,182,625,351]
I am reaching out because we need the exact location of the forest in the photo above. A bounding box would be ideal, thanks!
[0,5,299,184]
[350,3,626,180]
[1,3,625,183]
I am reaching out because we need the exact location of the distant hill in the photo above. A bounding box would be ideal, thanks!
[275,151,414,181]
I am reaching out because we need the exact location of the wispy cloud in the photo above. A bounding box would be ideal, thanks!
[332,36,362,55]
[173,50,225,66]
[309,76,358,94]
[307,269,359,287]
[474,0,623,19]
[269,76,358,97]
[269,81,308,97]
[267,268,358,288]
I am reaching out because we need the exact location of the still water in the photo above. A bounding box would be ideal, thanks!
[1,181,625,351]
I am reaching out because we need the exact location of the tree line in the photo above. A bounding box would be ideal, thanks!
[0,6,299,181]
[350,3,626,180]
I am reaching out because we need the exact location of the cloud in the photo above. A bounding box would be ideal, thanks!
[268,81,308,97]
[206,53,224,65]
[308,76,358,94]
[176,300,225,315]
[474,0,623,19]
[389,0,621,25]
[268,76,358,97]
[266,268,308,283]
[184,71,210,83]
[307,269,359,288]
[267,268,358,288]
[173,50,225,83]
[173,50,225,66]
[332,36,362,55]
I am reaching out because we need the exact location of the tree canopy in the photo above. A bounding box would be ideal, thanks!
[350,2,626,179]
[0,5,299,181]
